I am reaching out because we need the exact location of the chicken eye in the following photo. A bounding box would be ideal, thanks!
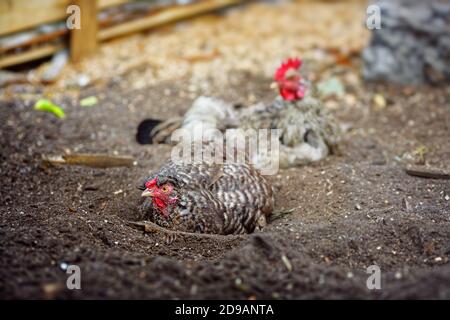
[161,184,171,193]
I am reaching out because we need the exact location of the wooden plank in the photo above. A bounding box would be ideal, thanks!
[99,0,132,8]
[0,0,128,54]
[0,44,64,68]
[99,0,242,41]
[0,29,68,55]
[0,0,242,67]
[0,0,131,36]
[70,0,99,62]
[405,165,450,180]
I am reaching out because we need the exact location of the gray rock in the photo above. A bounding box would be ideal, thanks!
[363,0,450,85]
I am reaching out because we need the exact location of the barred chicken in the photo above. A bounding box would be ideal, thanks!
[137,58,338,235]
[142,58,339,168]
[138,160,273,234]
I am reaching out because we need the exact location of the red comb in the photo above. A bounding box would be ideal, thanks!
[274,58,305,101]
[145,177,158,189]
[274,58,302,82]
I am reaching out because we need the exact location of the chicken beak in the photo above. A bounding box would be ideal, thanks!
[141,189,153,198]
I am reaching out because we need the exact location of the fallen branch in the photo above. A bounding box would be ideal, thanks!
[405,164,450,180]
[0,70,28,88]
[127,221,246,241]
[42,153,136,168]
[0,28,67,55]
[0,43,64,69]
[269,206,299,222]
[99,0,242,41]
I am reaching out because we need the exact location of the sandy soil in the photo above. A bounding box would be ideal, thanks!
[1,1,449,299]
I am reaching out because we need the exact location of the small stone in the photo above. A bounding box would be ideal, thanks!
[373,94,387,109]
[42,283,63,299]
[190,285,198,295]
[318,275,325,285]
[188,84,197,92]
[344,94,357,107]
[248,93,257,103]
[281,254,292,272]
[77,75,90,87]
[403,198,412,212]
[371,158,386,166]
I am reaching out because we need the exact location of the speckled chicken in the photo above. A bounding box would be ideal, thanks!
[146,58,340,168]
[138,160,273,234]
[239,94,339,168]
[137,58,338,235]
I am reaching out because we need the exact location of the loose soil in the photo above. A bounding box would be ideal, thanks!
[0,0,449,299]
[1,73,449,299]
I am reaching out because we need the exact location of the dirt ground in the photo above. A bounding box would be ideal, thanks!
[1,1,449,299]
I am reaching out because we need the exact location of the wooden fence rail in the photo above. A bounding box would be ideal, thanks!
[0,0,130,36]
[0,0,242,68]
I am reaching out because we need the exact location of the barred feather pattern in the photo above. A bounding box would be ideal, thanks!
[149,95,340,167]
[239,96,340,167]
[139,160,274,234]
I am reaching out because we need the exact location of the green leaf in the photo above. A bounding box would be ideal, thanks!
[34,99,66,119]
[317,77,345,98]
[80,96,98,107]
